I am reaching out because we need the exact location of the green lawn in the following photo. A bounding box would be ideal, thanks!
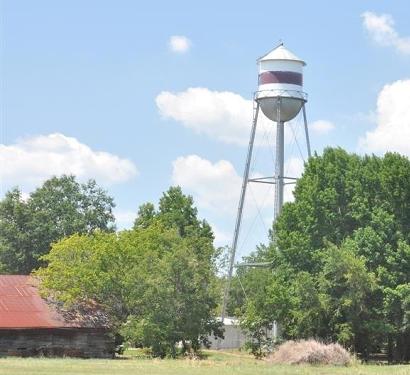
[0,351,409,375]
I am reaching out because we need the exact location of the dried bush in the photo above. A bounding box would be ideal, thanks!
[268,339,352,366]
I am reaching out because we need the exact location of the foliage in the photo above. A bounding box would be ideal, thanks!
[0,175,115,274]
[236,149,410,362]
[240,302,274,358]
[37,187,223,358]
[134,186,215,241]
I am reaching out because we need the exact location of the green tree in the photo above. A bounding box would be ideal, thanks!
[0,189,34,273]
[135,186,215,264]
[158,186,202,237]
[133,203,156,229]
[318,243,378,354]
[0,175,115,274]
[37,187,222,358]
[238,148,410,361]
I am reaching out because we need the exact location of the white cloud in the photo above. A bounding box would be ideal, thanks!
[114,209,137,230]
[20,191,30,202]
[172,154,306,256]
[172,154,304,217]
[172,154,241,214]
[283,157,304,203]
[310,120,335,135]
[169,35,191,53]
[156,87,275,145]
[210,222,231,248]
[0,133,138,193]
[359,79,410,156]
[362,11,410,54]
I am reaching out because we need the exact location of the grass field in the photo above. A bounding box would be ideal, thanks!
[0,350,409,375]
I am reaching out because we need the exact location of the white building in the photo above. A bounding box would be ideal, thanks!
[208,317,247,349]
[208,316,277,350]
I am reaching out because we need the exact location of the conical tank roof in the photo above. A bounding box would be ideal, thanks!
[258,44,306,66]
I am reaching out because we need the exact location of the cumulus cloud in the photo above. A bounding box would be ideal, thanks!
[114,209,137,230]
[156,87,275,145]
[209,222,232,248]
[359,79,410,156]
[283,157,305,203]
[0,133,138,193]
[172,154,304,217]
[172,154,242,214]
[362,11,410,54]
[172,154,306,253]
[169,35,191,53]
[310,120,335,135]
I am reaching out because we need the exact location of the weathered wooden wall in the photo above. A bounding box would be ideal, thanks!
[0,328,114,358]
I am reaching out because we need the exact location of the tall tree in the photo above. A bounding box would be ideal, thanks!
[134,186,215,257]
[237,148,410,361]
[37,187,222,357]
[0,189,34,273]
[0,175,115,274]
[134,187,212,235]
[133,203,156,229]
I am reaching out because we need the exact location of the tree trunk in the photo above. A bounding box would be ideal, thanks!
[387,334,393,364]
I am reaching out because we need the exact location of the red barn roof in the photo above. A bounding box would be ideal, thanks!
[0,275,70,329]
[0,275,109,330]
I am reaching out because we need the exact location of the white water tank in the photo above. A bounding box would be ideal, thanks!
[256,44,306,122]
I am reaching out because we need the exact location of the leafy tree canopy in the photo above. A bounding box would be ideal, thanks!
[0,175,115,274]
[134,186,214,240]
[235,148,410,362]
[37,186,222,358]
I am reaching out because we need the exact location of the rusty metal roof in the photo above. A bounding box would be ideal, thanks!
[0,275,80,329]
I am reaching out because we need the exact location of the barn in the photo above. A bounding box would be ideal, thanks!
[0,275,114,358]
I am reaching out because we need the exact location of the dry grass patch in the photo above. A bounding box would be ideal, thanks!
[269,339,353,366]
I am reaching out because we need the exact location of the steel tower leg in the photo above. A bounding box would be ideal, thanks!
[302,103,311,158]
[274,99,284,221]
[272,99,284,341]
[221,101,260,323]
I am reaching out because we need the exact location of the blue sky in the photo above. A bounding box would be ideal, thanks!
[2,1,410,258]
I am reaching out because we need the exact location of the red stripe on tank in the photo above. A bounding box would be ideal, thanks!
[259,71,302,85]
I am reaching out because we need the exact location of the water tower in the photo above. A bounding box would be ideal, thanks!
[221,43,311,321]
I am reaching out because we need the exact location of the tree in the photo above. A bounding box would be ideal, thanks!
[318,243,378,355]
[134,186,216,264]
[37,187,223,357]
[140,186,215,241]
[237,148,410,361]
[0,175,115,274]
[0,189,34,273]
[133,203,156,229]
